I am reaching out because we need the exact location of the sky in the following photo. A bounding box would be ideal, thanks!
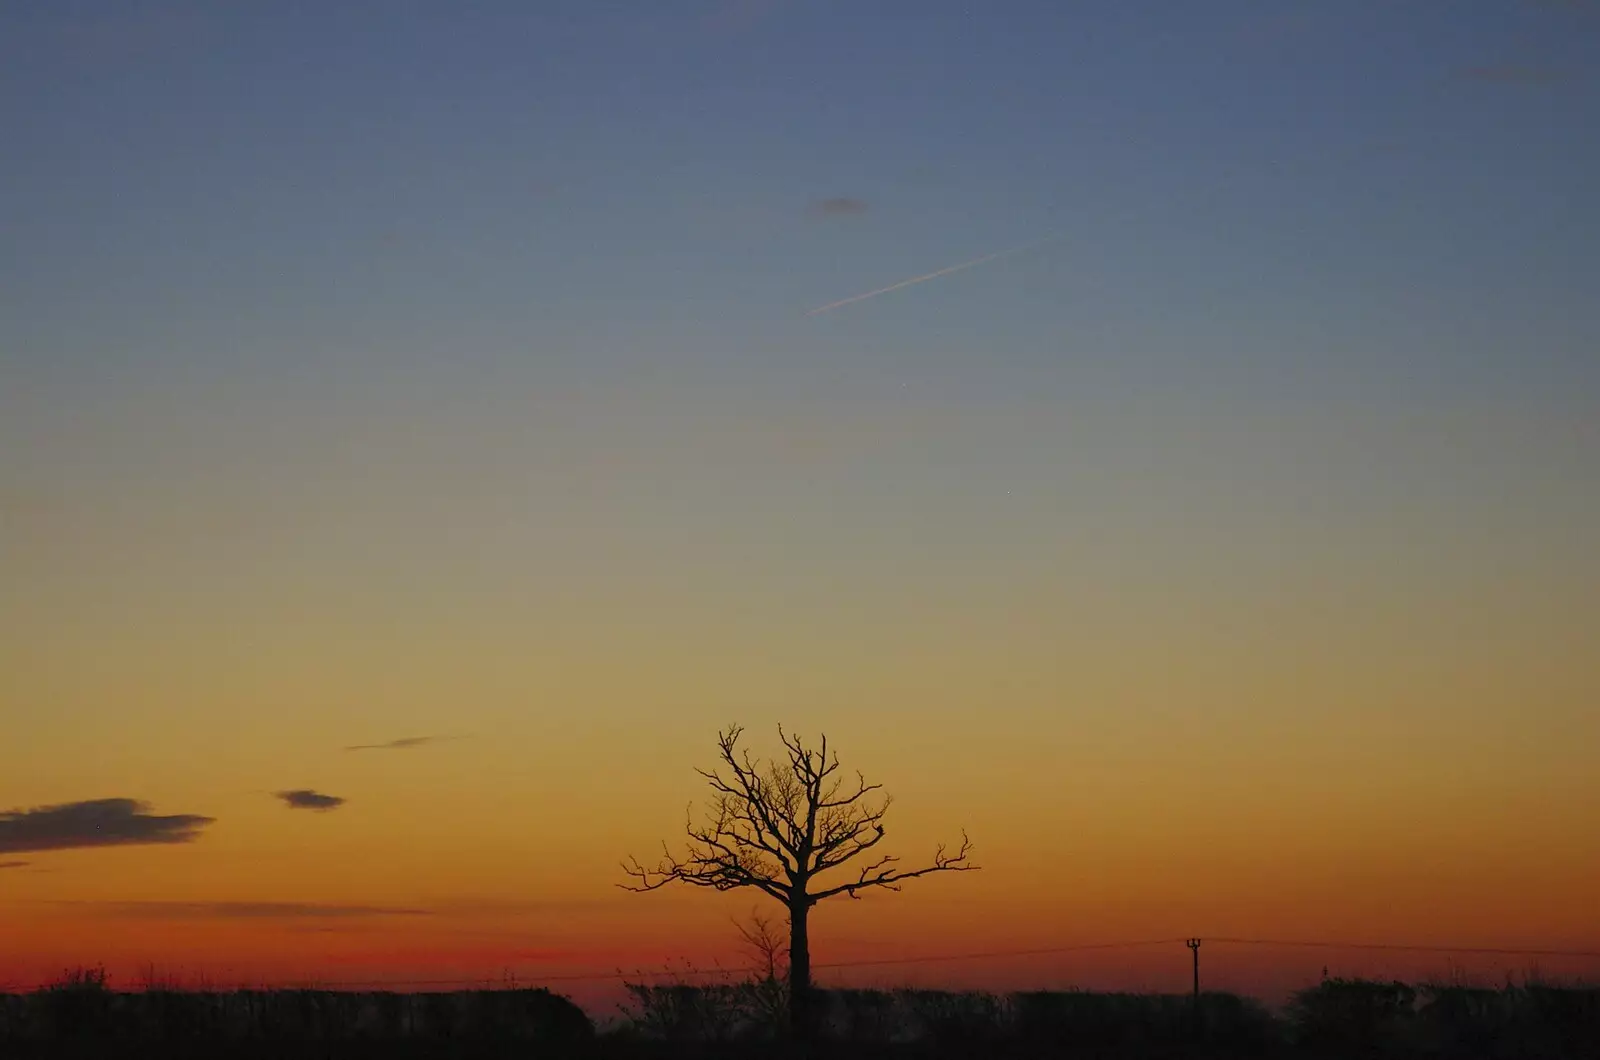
[2,0,1598,1012]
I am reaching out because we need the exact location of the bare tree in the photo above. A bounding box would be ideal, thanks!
[621,724,977,1038]
[732,908,789,1030]
[733,907,789,985]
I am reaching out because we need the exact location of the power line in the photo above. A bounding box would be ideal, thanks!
[4,936,1596,993]
[1207,938,1600,959]
[816,938,1188,970]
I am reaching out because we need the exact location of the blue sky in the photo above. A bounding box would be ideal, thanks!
[4,0,1595,403]
[2,0,1597,680]
[4,1,1597,655]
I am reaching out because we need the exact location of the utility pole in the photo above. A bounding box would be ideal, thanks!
[1186,938,1204,1042]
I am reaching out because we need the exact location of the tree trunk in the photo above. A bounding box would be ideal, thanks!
[788,900,812,1040]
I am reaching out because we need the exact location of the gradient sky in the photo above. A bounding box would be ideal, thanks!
[2,0,1598,1009]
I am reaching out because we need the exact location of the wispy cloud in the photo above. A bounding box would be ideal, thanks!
[275,790,346,812]
[808,197,869,218]
[343,735,444,752]
[805,233,1065,316]
[1460,64,1568,85]
[0,799,213,854]
[0,861,28,870]
[53,901,432,920]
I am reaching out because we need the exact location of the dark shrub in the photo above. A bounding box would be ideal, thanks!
[896,988,1005,1043]
[820,988,900,1042]
[461,987,594,1043]
[1517,984,1600,1058]
[1418,984,1512,1055]
[1288,976,1417,1052]
[1196,990,1282,1051]
[1011,990,1158,1049]
[35,966,115,1038]
[1007,989,1274,1051]
[622,982,749,1042]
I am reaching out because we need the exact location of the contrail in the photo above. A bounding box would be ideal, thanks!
[805,232,1064,317]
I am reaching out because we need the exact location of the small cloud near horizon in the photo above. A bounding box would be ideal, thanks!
[0,798,213,854]
[808,197,869,218]
[343,735,443,752]
[275,790,346,812]
[0,861,28,870]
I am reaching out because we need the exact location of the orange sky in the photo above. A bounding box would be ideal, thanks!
[5,395,1600,1006]
[4,631,1598,1008]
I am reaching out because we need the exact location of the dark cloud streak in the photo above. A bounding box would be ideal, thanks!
[275,790,346,811]
[343,736,439,752]
[0,861,28,870]
[0,799,213,854]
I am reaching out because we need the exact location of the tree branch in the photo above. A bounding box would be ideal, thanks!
[618,792,794,903]
[809,830,977,901]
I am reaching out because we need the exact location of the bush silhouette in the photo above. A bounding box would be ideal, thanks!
[1289,976,1418,1051]
[37,965,114,1038]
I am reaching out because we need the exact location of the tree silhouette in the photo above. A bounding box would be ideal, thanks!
[733,907,788,985]
[620,724,977,1038]
[732,908,789,1031]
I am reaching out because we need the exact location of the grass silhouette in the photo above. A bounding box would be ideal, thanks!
[3,962,1598,1058]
